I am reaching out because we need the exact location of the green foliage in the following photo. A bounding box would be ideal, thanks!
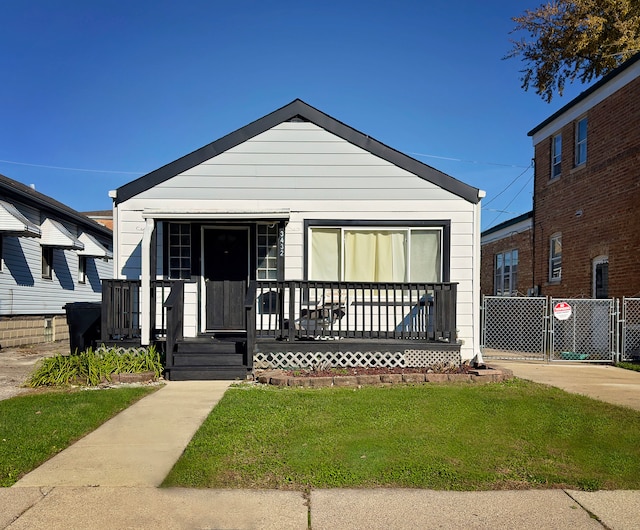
[0,386,158,486]
[616,361,640,372]
[27,346,163,387]
[506,0,640,102]
[164,380,640,491]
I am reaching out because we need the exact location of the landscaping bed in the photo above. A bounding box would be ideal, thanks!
[257,364,512,387]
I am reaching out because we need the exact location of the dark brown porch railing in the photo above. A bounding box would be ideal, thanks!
[253,281,457,343]
[101,279,458,346]
[101,279,141,341]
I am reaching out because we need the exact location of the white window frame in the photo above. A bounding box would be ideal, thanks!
[549,233,562,282]
[494,249,518,296]
[168,223,191,280]
[575,117,587,166]
[78,255,87,284]
[42,246,53,280]
[256,223,278,280]
[551,133,562,178]
[309,225,443,282]
[592,255,608,299]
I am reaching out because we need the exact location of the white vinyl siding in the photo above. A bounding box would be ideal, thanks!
[0,200,112,316]
[114,122,479,359]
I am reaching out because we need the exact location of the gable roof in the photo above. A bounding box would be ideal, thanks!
[528,52,640,137]
[114,99,481,205]
[0,173,112,239]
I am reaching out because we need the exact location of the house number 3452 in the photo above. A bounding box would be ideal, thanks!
[279,228,285,257]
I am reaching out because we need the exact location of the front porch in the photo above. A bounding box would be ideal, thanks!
[101,280,461,380]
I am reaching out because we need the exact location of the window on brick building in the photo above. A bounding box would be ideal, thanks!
[494,249,518,295]
[549,234,562,282]
[575,117,587,166]
[551,133,562,178]
[592,256,608,298]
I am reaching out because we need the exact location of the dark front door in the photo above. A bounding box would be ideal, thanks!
[203,227,249,331]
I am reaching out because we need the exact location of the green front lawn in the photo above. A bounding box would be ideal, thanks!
[0,386,158,486]
[163,380,640,491]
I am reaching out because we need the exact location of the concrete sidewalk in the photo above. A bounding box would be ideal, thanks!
[3,486,640,529]
[490,360,640,411]
[4,372,640,529]
[15,380,233,487]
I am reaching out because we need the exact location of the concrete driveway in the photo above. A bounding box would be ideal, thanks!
[490,361,640,411]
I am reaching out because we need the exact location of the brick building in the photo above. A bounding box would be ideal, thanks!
[528,53,640,299]
[481,212,533,297]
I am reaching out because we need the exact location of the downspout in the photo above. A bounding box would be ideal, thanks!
[140,217,155,345]
[473,190,486,365]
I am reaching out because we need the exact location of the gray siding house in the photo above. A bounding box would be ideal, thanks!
[0,174,113,348]
[105,100,485,379]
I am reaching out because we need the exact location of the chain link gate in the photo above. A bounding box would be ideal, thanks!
[549,298,616,362]
[481,296,548,360]
[622,298,640,362]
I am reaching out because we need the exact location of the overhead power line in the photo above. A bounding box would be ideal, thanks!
[0,158,143,175]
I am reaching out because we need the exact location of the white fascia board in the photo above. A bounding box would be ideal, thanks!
[41,218,84,249]
[531,60,640,145]
[481,218,532,245]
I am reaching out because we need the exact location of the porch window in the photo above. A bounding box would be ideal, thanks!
[494,249,518,295]
[168,223,191,279]
[257,224,278,280]
[549,234,562,282]
[310,227,441,282]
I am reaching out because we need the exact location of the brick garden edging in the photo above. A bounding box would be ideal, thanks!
[256,366,513,388]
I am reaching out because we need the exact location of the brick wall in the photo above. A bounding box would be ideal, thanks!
[0,315,69,349]
[481,228,533,297]
[533,76,640,298]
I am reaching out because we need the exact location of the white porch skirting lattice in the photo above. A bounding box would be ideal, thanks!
[253,346,461,370]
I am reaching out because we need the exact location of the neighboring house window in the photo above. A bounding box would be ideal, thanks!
[310,226,442,282]
[257,224,278,280]
[168,223,191,279]
[551,133,562,178]
[593,256,608,299]
[78,256,87,284]
[42,247,53,279]
[575,117,587,166]
[494,249,518,295]
[549,234,562,282]
[0,236,3,271]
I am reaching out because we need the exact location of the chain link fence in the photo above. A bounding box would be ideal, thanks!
[481,296,547,360]
[622,298,640,362]
[549,298,615,362]
[481,296,630,363]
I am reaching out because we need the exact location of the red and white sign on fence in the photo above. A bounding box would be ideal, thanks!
[553,301,572,320]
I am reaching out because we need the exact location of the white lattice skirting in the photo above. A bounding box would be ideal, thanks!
[253,348,460,370]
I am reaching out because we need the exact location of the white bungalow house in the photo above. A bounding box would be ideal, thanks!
[0,174,113,349]
[105,100,484,379]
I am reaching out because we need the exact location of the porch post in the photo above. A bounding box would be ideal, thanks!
[140,217,155,345]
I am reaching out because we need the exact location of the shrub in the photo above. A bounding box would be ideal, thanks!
[27,345,163,388]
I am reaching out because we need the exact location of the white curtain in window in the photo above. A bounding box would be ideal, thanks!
[311,228,340,280]
[410,230,441,282]
[344,230,406,282]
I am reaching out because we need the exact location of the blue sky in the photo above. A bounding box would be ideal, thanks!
[1,1,592,231]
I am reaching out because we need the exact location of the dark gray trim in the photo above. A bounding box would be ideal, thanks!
[528,53,640,137]
[303,219,451,282]
[0,174,112,239]
[115,99,481,205]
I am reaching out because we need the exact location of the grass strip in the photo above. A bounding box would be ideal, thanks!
[163,379,640,491]
[0,386,158,486]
